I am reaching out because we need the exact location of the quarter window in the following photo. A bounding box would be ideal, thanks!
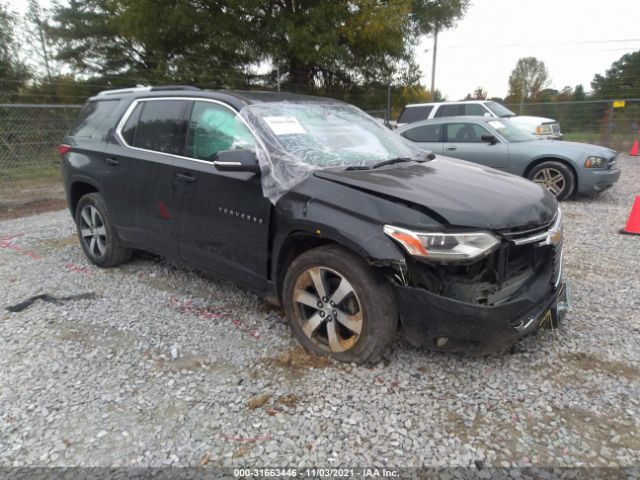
[68,99,120,139]
[397,105,434,124]
[402,124,442,142]
[186,101,256,161]
[133,100,187,155]
[446,123,491,142]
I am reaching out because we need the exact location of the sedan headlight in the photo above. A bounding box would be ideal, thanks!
[535,124,554,135]
[383,225,500,261]
[584,156,607,168]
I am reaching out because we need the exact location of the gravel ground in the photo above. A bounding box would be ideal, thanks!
[1,155,639,473]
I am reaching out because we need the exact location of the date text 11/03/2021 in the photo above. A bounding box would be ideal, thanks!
[233,468,399,477]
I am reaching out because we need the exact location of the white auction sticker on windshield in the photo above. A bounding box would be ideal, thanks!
[263,116,307,135]
[488,120,505,129]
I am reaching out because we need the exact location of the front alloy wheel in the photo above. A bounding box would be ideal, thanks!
[528,161,576,201]
[283,245,397,364]
[293,266,363,353]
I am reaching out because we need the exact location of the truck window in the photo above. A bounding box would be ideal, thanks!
[397,105,433,124]
[68,99,120,139]
[133,100,187,155]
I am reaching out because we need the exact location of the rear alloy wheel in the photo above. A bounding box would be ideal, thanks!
[283,245,397,364]
[528,161,575,201]
[75,193,132,267]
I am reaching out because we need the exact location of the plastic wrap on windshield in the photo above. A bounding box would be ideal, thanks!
[239,102,425,204]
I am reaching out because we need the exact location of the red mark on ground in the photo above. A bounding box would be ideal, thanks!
[0,234,40,259]
[64,262,94,276]
[159,201,171,220]
[170,297,260,339]
[219,432,272,443]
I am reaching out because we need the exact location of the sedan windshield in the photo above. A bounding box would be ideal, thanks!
[485,101,516,118]
[241,102,423,168]
[486,119,537,142]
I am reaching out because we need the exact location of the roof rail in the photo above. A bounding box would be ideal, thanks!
[96,86,152,96]
[150,85,200,92]
[96,85,200,97]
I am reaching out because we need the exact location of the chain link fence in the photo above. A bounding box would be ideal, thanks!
[1,99,638,216]
[0,104,81,215]
[505,98,640,151]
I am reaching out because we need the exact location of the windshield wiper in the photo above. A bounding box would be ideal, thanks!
[346,154,434,171]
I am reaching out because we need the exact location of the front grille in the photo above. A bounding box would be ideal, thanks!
[608,154,618,170]
[552,123,561,133]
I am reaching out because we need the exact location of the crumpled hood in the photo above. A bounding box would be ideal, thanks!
[314,157,557,230]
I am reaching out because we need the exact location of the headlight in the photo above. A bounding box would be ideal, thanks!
[535,124,553,135]
[383,225,500,261]
[584,156,607,168]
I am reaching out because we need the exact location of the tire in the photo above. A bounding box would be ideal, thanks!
[282,245,398,364]
[74,193,132,268]
[527,161,576,201]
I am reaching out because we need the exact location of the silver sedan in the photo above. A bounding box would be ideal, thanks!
[397,116,621,200]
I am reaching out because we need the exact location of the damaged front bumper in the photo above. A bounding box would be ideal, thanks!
[395,273,568,355]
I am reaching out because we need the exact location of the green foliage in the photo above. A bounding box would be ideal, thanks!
[46,0,469,95]
[591,50,640,99]
[0,2,31,99]
[507,57,550,101]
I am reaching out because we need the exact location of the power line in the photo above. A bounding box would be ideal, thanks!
[441,39,640,49]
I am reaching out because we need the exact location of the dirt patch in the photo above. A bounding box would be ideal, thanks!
[248,394,271,410]
[35,233,77,251]
[563,352,639,381]
[262,346,332,372]
[277,393,300,407]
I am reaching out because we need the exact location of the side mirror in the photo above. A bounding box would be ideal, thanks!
[481,134,498,145]
[213,149,260,173]
[483,112,492,118]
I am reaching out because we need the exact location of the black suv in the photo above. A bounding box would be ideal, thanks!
[60,86,568,363]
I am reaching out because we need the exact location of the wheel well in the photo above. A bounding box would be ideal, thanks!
[70,182,98,216]
[524,158,579,191]
[275,234,331,291]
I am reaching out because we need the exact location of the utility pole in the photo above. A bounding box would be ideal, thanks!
[430,24,438,94]
[276,66,280,92]
[385,79,391,127]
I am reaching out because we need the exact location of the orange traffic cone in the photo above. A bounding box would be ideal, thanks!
[630,140,639,156]
[620,196,640,235]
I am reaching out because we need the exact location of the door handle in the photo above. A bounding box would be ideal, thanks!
[175,173,196,183]
[105,157,119,166]
[446,146,457,151]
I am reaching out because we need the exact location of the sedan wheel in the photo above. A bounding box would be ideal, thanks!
[532,167,565,197]
[527,161,576,201]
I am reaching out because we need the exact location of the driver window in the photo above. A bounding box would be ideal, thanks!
[186,101,256,160]
[446,123,491,142]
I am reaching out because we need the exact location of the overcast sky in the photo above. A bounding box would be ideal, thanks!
[6,0,640,100]
[417,0,640,100]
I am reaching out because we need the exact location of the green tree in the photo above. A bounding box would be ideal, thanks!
[22,0,58,81]
[507,57,550,113]
[463,86,487,100]
[0,2,30,99]
[47,0,469,92]
[591,50,640,99]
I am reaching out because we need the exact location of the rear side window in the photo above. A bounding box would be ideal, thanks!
[435,104,464,117]
[133,100,187,155]
[68,100,119,139]
[402,124,442,142]
[397,105,433,124]
[120,103,142,145]
[445,123,491,142]
[186,101,256,160]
